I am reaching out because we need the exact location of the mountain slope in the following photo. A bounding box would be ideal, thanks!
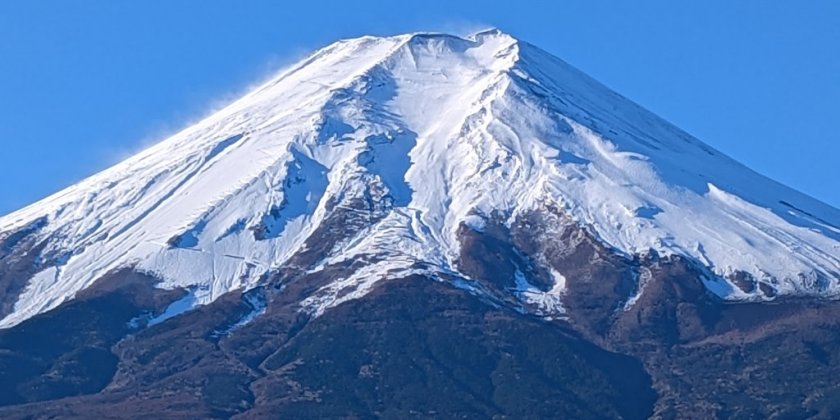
[3,29,840,419]
[1,29,838,332]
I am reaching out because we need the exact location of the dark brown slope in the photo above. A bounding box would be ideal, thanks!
[462,208,840,419]
[0,217,49,319]
[1,207,840,419]
[0,272,653,419]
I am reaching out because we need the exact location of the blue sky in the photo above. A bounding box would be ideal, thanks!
[1,1,838,215]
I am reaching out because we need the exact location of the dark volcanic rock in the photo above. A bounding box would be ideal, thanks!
[248,277,655,419]
[0,207,839,419]
[0,273,656,419]
[0,269,184,407]
[0,217,49,318]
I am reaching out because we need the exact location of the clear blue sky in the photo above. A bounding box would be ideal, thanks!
[1,1,838,216]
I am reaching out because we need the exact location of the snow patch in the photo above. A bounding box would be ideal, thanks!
[148,288,199,326]
[513,269,566,319]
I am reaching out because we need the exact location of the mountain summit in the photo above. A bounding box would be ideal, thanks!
[1,30,840,418]
[1,29,837,328]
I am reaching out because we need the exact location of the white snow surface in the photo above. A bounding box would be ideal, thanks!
[1,30,839,328]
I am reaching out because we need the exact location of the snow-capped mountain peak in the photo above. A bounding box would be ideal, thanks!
[1,30,838,328]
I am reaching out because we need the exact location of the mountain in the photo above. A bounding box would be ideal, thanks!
[1,30,839,419]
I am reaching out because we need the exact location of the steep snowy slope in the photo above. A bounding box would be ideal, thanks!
[1,29,838,328]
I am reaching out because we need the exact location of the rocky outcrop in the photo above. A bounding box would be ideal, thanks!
[1,204,839,419]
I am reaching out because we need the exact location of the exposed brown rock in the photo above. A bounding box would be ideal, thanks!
[0,275,655,419]
[0,217,48,317]
[1,205,839,419]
